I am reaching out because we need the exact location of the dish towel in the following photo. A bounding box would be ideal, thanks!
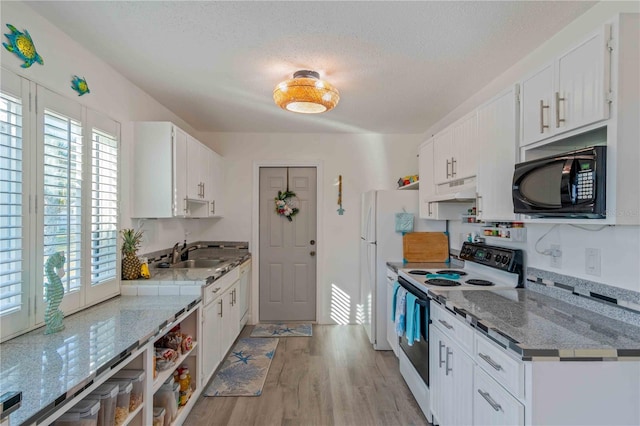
[405,293,421,346]
[391,281,400,321]
[395,287,407,336]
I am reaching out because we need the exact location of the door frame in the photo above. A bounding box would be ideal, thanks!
[252,160,324,324]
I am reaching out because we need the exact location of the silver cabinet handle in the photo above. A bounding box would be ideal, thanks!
[446,158,451,179]
[438,319,454,330]
[445,347,453,375]
[183,198,188,214]
[428,202,433,217]
[478,389,502,412]
[476,195,483,215]
[219,299,223,317]
[233,289,236,305]
[202,182,205,198]
[555,92,566,128]
[211,286,221,294]
[439,341,445,368]
[539,99,549,133]
[478,353,503,371]
[210,200,216,215]
[451,157,457,178]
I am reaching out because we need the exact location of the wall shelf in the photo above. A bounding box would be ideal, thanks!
[398,180,419,190]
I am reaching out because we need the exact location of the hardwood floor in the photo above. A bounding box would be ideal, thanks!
[185,325,429,426]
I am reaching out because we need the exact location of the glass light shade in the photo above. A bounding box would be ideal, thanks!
[273,71,340,114]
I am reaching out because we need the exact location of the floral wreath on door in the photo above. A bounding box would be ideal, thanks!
[274,168,300,222]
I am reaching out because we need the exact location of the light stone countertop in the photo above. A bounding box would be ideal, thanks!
[428,288,640,361]
[0,295,200,426]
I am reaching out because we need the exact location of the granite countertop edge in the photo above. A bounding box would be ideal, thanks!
[1,294,201,426]
[428,289,640,362]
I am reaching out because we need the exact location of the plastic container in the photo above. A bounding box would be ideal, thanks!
[153,384,178,426]
[87,382,118,426]
[54,399,101,426]
[172,381,180,408]
[106,380,133,426]
[111,369,145,412]
[153,407,166,426]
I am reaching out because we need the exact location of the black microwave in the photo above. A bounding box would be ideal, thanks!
[512,146,606,218]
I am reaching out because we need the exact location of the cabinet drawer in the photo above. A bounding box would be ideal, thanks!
[475,333,524,398]
[203,268,239,305]
[430,302,474,355]
[474,367,524,426]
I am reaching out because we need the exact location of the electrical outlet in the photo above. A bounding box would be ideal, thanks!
[550,244,562,268]
[585,248,601,276]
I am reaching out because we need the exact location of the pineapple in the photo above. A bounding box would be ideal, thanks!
[121,229,143,280]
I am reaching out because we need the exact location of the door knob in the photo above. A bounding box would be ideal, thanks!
[310,251,316,256]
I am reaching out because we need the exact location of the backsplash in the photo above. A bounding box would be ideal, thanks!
[526,267,640,327]
[142,241,249,264]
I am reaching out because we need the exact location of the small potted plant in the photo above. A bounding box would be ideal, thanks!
[121,228,143,280]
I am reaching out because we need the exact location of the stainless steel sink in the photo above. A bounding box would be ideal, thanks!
[170,259,225,269]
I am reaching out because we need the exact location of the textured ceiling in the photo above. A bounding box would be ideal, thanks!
[26,1,596,134]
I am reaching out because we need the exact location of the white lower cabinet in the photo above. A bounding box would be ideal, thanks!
[385,267,399,357]
[430,317,473,426]
[474,367,524,426]
[221,282,240,353]
[238,260,251,327]
[202,295,223,385]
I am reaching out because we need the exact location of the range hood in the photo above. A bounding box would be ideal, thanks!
[427,186,476,202]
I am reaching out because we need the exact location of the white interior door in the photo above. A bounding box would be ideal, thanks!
[259,167,317,321]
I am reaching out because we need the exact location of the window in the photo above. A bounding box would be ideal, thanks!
[0,69,120,341]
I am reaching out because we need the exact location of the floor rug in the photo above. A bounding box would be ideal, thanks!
[250,323,312,337]
[204,337,278,397]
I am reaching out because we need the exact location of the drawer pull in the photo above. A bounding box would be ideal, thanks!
[479,353,503,371]
[445,348,453,376]
[439,341,445,367]
[438,319,454,330]
[478,389,502,412]
[211,287,221,294]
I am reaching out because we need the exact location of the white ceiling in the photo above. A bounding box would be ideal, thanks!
[26,1,596,134]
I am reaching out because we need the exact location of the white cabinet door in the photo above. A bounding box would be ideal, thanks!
[385,269,399,357]
[418,139,437,219]
[238,261,251,326]
[429,325,445,424]
[473,368,524,426]
[448,338,474,426]
[222,283,240,353]
[556,25,610,133]
[433,128,454,185]
[202,298,223,384]
[186,136,204,200]
[208,149,224,217]
[172,126,189,216]
[520,63,554,146]
[476,87,518,221]
[452,113,477,181]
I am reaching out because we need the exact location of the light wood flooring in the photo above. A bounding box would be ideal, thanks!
[185,324,429,426]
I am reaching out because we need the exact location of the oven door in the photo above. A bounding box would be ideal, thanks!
[398,276,430,387]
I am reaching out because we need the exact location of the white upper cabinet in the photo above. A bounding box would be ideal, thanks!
[207,149,225,217]
[419,139,437,218]
[433,113,477,185]
[476,87,519,221]
[133,122,223,218]
[520,25,611,146]
[520,64,554,146]
[556,25,611,132]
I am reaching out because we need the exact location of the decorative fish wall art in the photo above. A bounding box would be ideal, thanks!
[2,24,44,68]
[71,75,90,96]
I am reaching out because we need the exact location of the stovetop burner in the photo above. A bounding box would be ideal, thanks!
[408,270,429,275]
[465,279,494,286]
[437,269,467,276]
[426,279,461,287]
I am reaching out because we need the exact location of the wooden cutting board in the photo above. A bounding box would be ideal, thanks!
[403,232,449,263]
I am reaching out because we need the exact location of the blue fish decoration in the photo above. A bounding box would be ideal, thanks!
[71,75,90,96]
[3,24,44,68]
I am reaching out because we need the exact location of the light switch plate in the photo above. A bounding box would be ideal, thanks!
[585,248,601,276]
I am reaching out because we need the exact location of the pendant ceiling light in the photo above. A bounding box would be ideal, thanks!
[273,70,340,114]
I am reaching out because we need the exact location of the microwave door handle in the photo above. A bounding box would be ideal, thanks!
[560,158,575,206]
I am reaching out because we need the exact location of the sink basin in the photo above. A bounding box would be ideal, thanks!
[170,259,224,269]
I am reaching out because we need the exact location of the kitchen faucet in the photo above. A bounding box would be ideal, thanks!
[171,241,199,263]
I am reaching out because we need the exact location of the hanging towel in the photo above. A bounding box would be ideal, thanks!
[391,281,400,321]
[405,293,421,346]
[395,288,407,336]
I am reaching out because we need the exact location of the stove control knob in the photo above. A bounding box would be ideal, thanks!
[502,256,510,265]
[485,252,492,261]
[494,255,501,263]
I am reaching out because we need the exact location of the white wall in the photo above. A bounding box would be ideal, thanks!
[427,2,640,293]
[199,132,423,324]
[0,1,216,254]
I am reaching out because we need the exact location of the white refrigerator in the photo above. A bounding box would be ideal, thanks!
[360,190,446,350]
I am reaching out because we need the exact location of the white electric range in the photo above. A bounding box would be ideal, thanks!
[398,241,525,292]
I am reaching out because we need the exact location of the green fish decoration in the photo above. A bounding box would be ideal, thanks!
[2,24,44,68]
[71,75,90,96]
